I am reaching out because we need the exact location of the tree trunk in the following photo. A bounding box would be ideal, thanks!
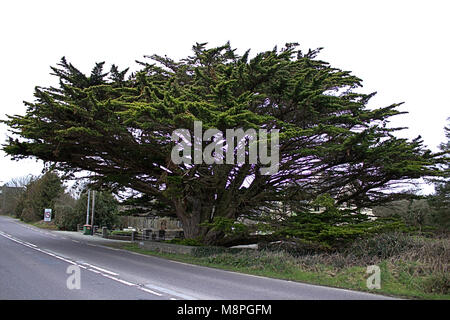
[174,198,203,240]
[179,213,201,239]
[174,197,241,245]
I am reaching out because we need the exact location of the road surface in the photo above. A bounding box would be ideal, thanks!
[0,215,394,300]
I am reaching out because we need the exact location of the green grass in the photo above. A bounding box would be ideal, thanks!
[24,218,448,300]
[110,238,449,300]
[28,220,59,230]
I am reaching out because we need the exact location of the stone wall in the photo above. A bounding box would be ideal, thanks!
[137,241,196,255]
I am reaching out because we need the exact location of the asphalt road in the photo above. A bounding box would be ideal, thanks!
[0,215,394,300]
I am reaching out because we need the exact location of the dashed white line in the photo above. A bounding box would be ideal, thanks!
[82,263,119,276]
[0,231,165,298]
[143,283,198,300]
[101,274,135,286]
[138,287,163,296]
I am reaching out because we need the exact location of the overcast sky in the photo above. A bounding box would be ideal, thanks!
[0,0,448,193]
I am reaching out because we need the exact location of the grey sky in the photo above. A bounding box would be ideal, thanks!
[0,0,448,193]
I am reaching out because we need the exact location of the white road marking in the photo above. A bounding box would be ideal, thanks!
[100,274,132,285]
[143,283,198,300]
[0,230,164,298]
[138,287,163,296]
[81,263,119,276]
[24,242,37,247]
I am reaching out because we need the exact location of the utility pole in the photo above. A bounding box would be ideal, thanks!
[90,190,96,235]
[2,185,5,212]
[1,185,5,213]
[85,190,90,225]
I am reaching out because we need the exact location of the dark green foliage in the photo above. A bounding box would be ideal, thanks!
[345,232,420,259]
[200,217,249,237]
[427,119,450,233]
[53,191,79,230]
[374,120,450,235]
[428,183,450,233]
[52,189,119,230]
[374,199,446,235]
[0,176,30,216]
[422,272,450,295]
[54,204,77,230]
[74,190,119,229]
[167,237,204,246]
[15,171,64,222]
[2,43,444,244]
[191,246,247,258]
[258,240,329,256]
[273,194,406,249]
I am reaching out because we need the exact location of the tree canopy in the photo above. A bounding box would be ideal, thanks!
[2,42,443,244]
[427,118,450,232]
[13,171,64,222]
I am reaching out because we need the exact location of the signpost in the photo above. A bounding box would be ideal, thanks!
[44,208,52,222]
[83,189,96,235]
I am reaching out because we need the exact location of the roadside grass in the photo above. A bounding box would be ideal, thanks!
[28,220,59,230]
[26,218,448,300]
[111,234,449,300]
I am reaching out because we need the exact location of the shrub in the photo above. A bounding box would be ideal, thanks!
[422,272,450,295]
[258,240,329,257]
[167,238,203,246]
[346,232,420,260]
[198,250,297,273]
[54,205,76,230]
[74,190,119,229]
[192,246,242,257]
[53,192,80,230]
[20,206,41,223]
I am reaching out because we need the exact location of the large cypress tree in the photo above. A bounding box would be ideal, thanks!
[2,43,443,244]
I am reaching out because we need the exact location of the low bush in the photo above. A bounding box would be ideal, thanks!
[422,272,450,295]
[128,231,449,299]
[345,232,420,260]
[192,246,243,257]
[167,238,204,247]
[258,240,329,257]
[54,204,78,230]
[199,250,297,273]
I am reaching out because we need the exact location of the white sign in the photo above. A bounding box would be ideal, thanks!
[44,208,52,222]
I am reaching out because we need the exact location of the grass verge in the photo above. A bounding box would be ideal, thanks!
[25,218,447,300]
[28,220,59,230]
[109,234,449,300]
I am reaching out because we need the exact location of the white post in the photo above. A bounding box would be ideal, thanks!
[90,190,96,234]
[85,190,90,225]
